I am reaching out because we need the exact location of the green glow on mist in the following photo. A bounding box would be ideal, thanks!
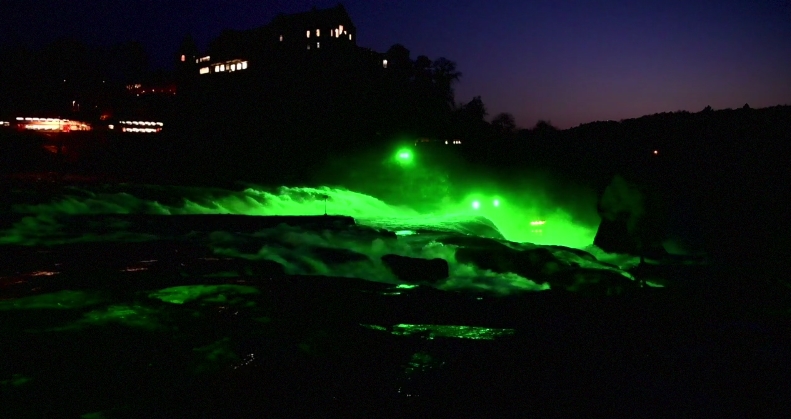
[149,285,259,305]
[0,290,105,311]
[395,230,416,236]
[395,284,419,289]
[391,324,516,340]
[493,199,500,207]
[471,200,480,209]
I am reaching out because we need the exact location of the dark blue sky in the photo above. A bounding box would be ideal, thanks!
[3,0,790,128]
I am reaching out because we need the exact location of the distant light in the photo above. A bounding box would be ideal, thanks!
[316,29,320,37]
[472,201,480,210]
[280,35,283,41]
[399,152,410,159]
[530,220,546,226]
[181,54,185,62]
[653,150,658,155]
[349,34,352,40]
[108,124,114,130]
[383,59,388,68]
[306,30,310,38]
[445,140,448,144]
[493,199,500,207]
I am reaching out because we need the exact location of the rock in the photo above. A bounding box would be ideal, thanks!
[594,213,639,254]
[548,267,638,295]
[454,246,565,282]
[381,254,449,283]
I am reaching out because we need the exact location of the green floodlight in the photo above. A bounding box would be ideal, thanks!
[395,148,413,164]
[472,200,480,210]
[493,199,500,207]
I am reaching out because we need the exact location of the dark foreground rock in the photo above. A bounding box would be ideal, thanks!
[381,254,449,283]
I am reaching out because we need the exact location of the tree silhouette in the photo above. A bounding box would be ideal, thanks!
[462,96,487,121]
[533,119,558,133]
[491,112,516,136]
[431,57,462,104]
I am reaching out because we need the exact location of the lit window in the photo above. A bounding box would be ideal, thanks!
[339,25,343,33]
[215,65,220,72]
[307,45,311,50]
[231,63,236,71]
[242,61,247,69]
[307,30,310,38]
[316,29,320,36]
[383,59,388,68]
[220,64,225,71]
[108,124,114,130]
[349,34,352,40]
[181,54,185,62]
[200,67,209,74]
[317,42,320,48]
[280,35,283,41]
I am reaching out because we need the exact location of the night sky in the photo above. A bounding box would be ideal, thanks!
[3,0,790,128]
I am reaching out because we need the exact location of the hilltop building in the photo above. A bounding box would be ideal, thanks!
[188,4,387,78]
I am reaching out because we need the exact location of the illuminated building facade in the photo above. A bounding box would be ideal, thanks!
[14,117,91,132]
[269,4,357,51]
[196,4,359,76]
[118,120,164,134]
[199,58,249,76]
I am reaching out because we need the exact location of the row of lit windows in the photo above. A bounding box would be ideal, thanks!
[303,25,351,40]
[0,121,8,127]
[119,121,163,126]
[196,56,211,63]
[16,117,69,122]
[200,60,248,75]
[446,140,462,144]
[122,127,161,133]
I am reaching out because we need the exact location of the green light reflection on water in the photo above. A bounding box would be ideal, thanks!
[149,285,259,305]
[0,374,32,387]
[47,305,162,331]
[0,290,105,311]
[362,323,516,340]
